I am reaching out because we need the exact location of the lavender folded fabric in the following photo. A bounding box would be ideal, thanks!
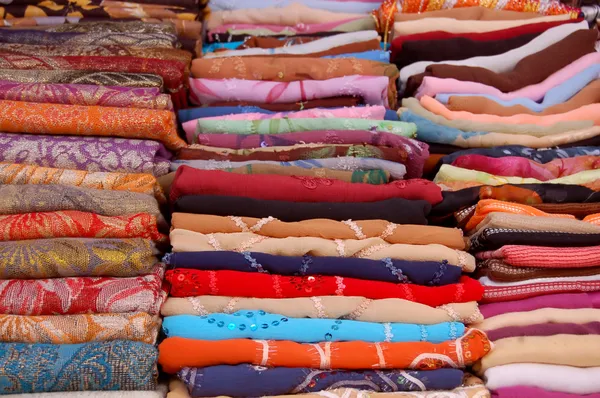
[0,81,173,110]
[492,387,600,398]
[0,133,171,176]
[479,292,600,318]
[487,322,600,341]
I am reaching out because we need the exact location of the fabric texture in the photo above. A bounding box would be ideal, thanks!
[486,322,600,341]
[477,245,600,268]
[479,291,600,318]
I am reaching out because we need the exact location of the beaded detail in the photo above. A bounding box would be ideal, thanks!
[345,299,373,320]
[334,276,346,295]
[383,323,393,342]
[342,219,367,240]
[241,252,266,273]
[187,297,209,316]
[310,297,328,318]
[429,260,448,286]
[382,258,409,283]
[419,325,428,342]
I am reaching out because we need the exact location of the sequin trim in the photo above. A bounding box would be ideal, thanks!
[223,298,239,314]
[342,219,367,240]
[429,260,448,286]
[206,234,222,251]
[383,323,393,342]
[241,251,266,273]
[345,299,372,320]
[334,239,346,257]
[334,276,346,295]
[381,258,409,283]
[419,325,428,342]
[187,297,208,316]
[208,271,218,294]
[310,297,327,318]
[300,255,313,274]
[379,223,398,240]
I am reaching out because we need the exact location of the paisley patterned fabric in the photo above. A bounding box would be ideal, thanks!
[0,312,160,344]
[0,211,164,242]
[0,134,171,176]
[0,163,163,199]
[0,265,165,315]
[0,69,164,88]
[0,238,159,279]
[0,340,158,394]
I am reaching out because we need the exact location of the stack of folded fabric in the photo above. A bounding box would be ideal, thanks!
[159,164,494,398]
[0,21,192,397]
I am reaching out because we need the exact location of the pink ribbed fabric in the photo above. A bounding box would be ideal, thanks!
[420,95,600,126]
[483,281,600,303]
[477,245,600,268]
[415,52,600,100]
[585,214,600,226]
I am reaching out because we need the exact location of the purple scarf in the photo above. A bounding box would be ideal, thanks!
[480,291,600,318]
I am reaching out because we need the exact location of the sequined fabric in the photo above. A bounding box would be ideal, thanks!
[0,312,160,344]
[0,340,158,393]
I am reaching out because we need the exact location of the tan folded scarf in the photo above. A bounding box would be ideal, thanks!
[446,80,600,116]
[395,7,544,21]
[469,213,600,238]
[170,214,466,249]
[476,308,600,331]
[402,98,592,135]
[168,376,490,398]
[169,229,476,271]
[160,296,483,324]
[474,334,600,374]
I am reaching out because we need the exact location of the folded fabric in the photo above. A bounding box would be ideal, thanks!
[442,67,600,115]
[471,231,600,251]
[0,80,172,110]
[0,340,157,394]
[170,167,442,205]
[486,322,600,341]
[479,259,600,282]
[477,245,600,268]
[0,265,165,315]
[0,211,164,242]
[434,165,600,189]
[174,195,431,224]
[486,364,600,394]
[452,155,600,182]
[160,296,483,325]
[492,387,600,398]
[0,163,161,198]
[160,327,489,373]
[481,274,600,288]
[165,269,482,304]
[0,100,185,150]
[324,50,390,62]
[401,110,600,148]
[398,21,587,84]
[479,291,600,318]
[203,31,379,58]
[469,213,600,238]
[419,51,600,101]
[0,29,177,47]
[171,158,407,180]
[5,390,166,398]
[193,116,416,137]
[166,251,461,285]
[0,312,159,344]
[163,312,464,343]
[403,98,592,136]
[393,7,555,21]
[475,334,600,374]
[482,280,600,303]
[407,27,597,96]
[209,0,383,12]
[178,365,464,397]
[0,237,158,279]
[422,96,600,126]
[170,214,466,249]
[169,230,475,271]
[194,106,386,122]
[0,69,165,88]
[208,19,377,38]
[0,185,162,219]
[0,133,171,176]
[534,202,600,218]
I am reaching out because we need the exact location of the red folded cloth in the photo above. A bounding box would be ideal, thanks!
[165,269,483,307]
[477,245,600,268]
[169,166,442,205]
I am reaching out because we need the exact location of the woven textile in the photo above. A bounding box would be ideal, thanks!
[0,265,165,315]
[0,212,164,241]
[0,70,164,88]
[0,238,158,279]
[0,312,159,344]
[0,340,158,394]
[477,245,600,268]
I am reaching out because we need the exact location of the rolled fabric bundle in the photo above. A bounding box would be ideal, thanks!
[0,238,158,278]
[165,269,482,305]
[169,167,442,205]
[170,214,466,249]
[476,245,600,268]
[0,265,165,315]
[474,335,600,374]
[0,29,177,47]
[486,322,600,341]
[469,213,600,238]
[0,163,162,199]
[160,296,483,325]
[0,340,158,394]
[470,230,600,251]
[478,259,600,282]
[0,133,171,176]
[165,251,461,285]
[0,312,160,344]
[0,185,162,219]
[178,365,464,397]
[0,211,164,242]
[163,312,464,343]
[0,69,165,88]
[482,279,600,303]
[158,328,491,373]
[478,308,600,331]
[479,291,600,318]
[169,230,475,271]
[0,100,184,150]
[174,195,431,224]
[480,274,600,287]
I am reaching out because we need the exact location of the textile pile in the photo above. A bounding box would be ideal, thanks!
[390,2,600,397]
[0,19,191,397]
